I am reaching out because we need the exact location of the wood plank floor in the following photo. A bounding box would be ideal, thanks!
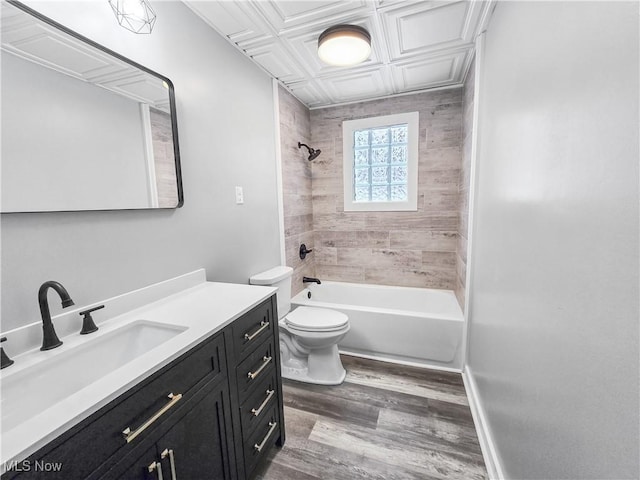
[254,355,487,480]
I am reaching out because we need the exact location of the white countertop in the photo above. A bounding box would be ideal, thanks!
[0,270,276,469]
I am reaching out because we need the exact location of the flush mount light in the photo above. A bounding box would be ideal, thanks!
[109,0,157,34]
[317,24,371,67]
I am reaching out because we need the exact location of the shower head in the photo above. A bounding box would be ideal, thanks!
[308,149,322,161]
[298,142,321,161]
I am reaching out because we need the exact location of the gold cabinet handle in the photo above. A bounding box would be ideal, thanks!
[244,320,269,342]
[251,389,275,417]
[247,356,272,380]
[161,448,177,480]
[254,421,277,453]
[122,393,183,444]
[148,461,165,480]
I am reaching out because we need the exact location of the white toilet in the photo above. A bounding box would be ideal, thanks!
[249,266,350,385]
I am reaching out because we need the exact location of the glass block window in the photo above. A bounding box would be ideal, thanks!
[343,112,419,212]
[352,124,409,203]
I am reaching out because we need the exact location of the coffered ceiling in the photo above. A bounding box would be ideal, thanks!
[183,0,495,108]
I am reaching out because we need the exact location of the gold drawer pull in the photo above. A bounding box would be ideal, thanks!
[251,389,275,417]
[247,356,272,380]
[122,393,183,443]
[244,320,269,342]
[253,421,277,453]
[148,461,165,480]
[161,448,177,480]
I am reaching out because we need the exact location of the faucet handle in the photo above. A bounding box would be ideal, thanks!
[1,337,14,369]
[79,305,103,335]
[299,244,313,260]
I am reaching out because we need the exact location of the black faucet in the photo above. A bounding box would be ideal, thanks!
[1,337,14,369]
[78,305,103,335]
[39,281,75,351]
[302,277,321,285]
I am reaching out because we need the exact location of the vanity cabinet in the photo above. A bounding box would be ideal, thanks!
[2,295,284,480]
[227,298,285,479]
[97,377,234,480]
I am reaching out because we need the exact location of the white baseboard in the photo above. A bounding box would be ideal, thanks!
[462,366,505,480]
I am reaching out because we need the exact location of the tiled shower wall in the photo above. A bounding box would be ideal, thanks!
[309,90,463,290]
[278,86,315,295]
[456,59,476,309]
[150,108,178,208]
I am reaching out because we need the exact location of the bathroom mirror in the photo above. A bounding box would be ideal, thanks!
[0,1,183,213]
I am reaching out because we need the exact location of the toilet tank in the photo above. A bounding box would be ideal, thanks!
[249,266,293,319]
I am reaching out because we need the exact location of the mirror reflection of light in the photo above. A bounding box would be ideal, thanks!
[123,0,145,20]
[109,0,156,35]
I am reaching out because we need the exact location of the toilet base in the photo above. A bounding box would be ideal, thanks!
[280,362,346,386]
[278,325,349,386]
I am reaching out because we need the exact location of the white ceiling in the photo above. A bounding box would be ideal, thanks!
[184,0,495,108]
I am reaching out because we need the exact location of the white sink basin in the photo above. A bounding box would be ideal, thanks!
[0,320,187,433]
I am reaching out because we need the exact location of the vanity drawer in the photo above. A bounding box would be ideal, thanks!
[235,340,275,401]
[231,298,274,360]
[242,405,280,478]
[113,331,226,442]
[7,332,226,480]
[239,370,278,439]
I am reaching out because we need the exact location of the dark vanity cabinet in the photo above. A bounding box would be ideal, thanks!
[3,295,284,480]
[228,297,285,479]
[99,379,234,480]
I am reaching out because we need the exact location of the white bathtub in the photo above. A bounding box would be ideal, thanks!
[290,281,464,371]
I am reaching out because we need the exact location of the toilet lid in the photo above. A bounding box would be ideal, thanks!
[284,306,348,331]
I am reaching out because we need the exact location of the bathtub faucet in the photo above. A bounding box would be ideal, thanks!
[302,277,321,285]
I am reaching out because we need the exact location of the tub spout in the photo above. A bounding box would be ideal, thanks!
[302,277,321,285]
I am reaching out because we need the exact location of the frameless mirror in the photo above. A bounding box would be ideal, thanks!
[0,0,183,213]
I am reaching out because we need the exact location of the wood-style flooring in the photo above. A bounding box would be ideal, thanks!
[254,355,487,480]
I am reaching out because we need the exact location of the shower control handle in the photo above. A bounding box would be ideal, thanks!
[299,244,313,260]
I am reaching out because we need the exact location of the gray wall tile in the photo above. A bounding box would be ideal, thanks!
[455,58,475,310]
[309,89,467,290]
[279,86,315,295]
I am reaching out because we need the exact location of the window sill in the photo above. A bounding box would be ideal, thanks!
[344,201,418,212]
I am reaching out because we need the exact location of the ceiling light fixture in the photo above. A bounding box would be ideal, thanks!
[317,24,371,67]
[109,0,157,34]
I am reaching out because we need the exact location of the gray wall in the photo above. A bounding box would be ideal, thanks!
[467,2,639,479]
[1,1,281,331]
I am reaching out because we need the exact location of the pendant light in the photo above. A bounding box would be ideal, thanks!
[317,24,371,67]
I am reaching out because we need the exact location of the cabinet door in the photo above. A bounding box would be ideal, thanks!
[95,378,234,480]
[96,435,170,480]
[112,446,160,480]
[156,381,234,480]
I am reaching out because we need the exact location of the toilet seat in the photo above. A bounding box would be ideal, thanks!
[284,306,348,332]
